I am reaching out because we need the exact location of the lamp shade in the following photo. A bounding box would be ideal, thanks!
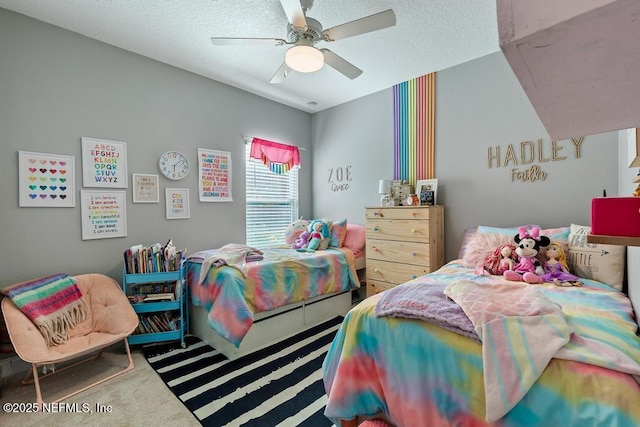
[285,45,324,73]
[378,179,392,194]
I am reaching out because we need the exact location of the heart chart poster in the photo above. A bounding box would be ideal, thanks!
[18,151,76,207]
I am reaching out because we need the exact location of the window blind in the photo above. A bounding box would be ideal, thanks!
[245,143,299,248]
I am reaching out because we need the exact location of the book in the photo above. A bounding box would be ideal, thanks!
[143,293,175,302]
[123,240,186,274]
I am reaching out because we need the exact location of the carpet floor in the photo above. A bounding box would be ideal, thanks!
[143,316,343,427]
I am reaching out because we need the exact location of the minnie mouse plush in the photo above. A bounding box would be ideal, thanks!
[503,226,550,284]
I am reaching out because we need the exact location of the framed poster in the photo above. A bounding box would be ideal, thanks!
[81,137,128,188]
[18,151,75,207]
[198,148,232,202]
[416,178,438,205]
[81,190,127,240]
[166,188,190,219]
[132,173,159,203]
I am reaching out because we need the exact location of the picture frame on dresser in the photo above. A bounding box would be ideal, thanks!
[416,178,438,205]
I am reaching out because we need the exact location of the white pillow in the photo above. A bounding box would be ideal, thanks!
[568,224,626,291]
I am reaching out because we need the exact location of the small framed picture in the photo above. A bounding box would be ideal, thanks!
[132,173,159,203]
[165,188,190,219]
[18,151,76,208]
[80,190,127,240]
[416,178,438,205]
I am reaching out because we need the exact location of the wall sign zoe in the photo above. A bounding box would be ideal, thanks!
[487,137,584,182]
[328,165,352,192]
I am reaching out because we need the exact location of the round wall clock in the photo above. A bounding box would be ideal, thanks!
[158,151,190,180]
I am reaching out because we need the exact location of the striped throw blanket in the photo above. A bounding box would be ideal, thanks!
[2,274,87,347]
[444,280,571,422]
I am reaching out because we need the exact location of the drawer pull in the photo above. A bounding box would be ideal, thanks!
[412,252,417,257]
[373,226,379,232]
[411,228,416,233]
[373,246,380,252]
[374,268,380,273]
[412,274,417,279]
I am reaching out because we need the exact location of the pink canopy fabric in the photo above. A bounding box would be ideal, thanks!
[250,138,300,174]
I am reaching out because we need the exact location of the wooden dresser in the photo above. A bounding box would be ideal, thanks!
[365,206,444,296]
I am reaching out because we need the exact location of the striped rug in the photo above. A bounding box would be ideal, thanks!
[143,316,343,426]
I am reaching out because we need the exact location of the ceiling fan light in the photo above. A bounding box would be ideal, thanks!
[285,45,324,73]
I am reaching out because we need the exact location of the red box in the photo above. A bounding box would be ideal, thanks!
[591,197,640,237]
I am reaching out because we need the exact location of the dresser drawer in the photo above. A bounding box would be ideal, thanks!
[366,207,430,220]
[366,259,429,285]
[366,279,397,297]
[366,219,430,243]
[366,239,430,265]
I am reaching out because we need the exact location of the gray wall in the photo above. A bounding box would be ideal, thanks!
[0,8,624,285]
[0,9,312,285]
[312,52,619,262]
[311,90,393,224]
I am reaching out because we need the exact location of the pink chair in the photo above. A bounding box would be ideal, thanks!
[1,273,139,405]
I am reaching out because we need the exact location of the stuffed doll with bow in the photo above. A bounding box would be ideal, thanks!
[503,226,550,284]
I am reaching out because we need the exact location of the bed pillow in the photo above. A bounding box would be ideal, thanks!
[478,224,570,241]
[342,223,366,254]
[461,232,515,269]
[568,224,625,291]
[477,225,540,235]
[539,226,571,242]
[458,227,478,259]
[328,218,348,247]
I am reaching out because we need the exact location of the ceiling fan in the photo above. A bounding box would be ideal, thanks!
[210,0,396,84]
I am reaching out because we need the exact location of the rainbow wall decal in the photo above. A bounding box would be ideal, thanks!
[393,73,436,185]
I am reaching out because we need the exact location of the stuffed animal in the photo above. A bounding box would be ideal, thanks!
[503,226,550,284]
[540,241,582,287]
[482,244,518,275]
[293,230,311,249]
[285,218,310,246]
[297,220,330,252]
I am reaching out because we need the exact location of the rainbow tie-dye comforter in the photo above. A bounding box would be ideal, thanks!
[323,260,640,426]
[188,247,359,347]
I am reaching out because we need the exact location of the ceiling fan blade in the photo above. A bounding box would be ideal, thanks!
[321,49,362,79]
[270,62,290,84]
[322,9,396,42]
[280,0,307,30]
[211,37,287,46]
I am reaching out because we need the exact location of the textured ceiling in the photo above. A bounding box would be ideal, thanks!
[0,0,500,113]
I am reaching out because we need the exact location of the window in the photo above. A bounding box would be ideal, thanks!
[245,143,299,247]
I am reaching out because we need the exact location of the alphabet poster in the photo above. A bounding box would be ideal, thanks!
[81,190,127,240]
[198,148,232,202]
[81,137,128,188]
[18,151,75,207]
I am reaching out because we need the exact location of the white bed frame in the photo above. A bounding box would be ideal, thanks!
[189,256,365,359]
[190,289,352,359]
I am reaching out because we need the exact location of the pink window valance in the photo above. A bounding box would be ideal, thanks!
[250,138,300,174]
